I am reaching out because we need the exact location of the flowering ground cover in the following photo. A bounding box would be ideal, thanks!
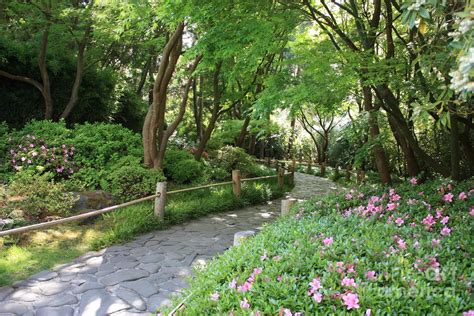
[168,178,474,315]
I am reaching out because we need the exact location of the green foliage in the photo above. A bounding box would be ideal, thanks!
[163,149,205,183]
[212,146,254,174]
[171,159,203,184]
[6,171,77,221]
[106,164,165,203]
[69,122,143,188]
[169,178,474,314]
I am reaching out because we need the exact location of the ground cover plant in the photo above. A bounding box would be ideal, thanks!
[168,178,474,315]
[0,177,291,286]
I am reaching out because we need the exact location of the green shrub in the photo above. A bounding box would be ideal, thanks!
[11,120,72,146]
[210,167,230,181]
[164,149,193,174]
[170,159,203,184]
[7,172,77,221]
[163,149,204,183]
[72,123,143,186]
[106,164,165,202]
[212,146,255,174]
[168,178,474,315]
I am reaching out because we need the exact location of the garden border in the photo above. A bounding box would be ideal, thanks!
[0,169,292,237]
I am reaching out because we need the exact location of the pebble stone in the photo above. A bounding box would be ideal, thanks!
[0,173,335,315]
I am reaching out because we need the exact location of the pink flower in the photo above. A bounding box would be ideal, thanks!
[395,217,404,226]
[463,310,474,316]
[277,275,283,282]
[413,241,420,248]
[240,298,250,309]
[229,279,237,289]
[260,252,268,261]
[391,194,401,202]
[443,193,454,203]
[345,193,353,200]
[273,255,282,261]
[309,277,322,293]
[440,226,451,236]
[387,203,396,211]
[366,270,376,280]
[342,293,360,310]
[237,281,252,292]
[253,268,263,275]
[347,265,355,273]
[366,309,372,316]
[422,214,436,229]
[441,216,449,225]
[470,207,474,217]
[322,237,334,246]
[410,178,417,185]
[432,239,441,247]
[459,192,467,200]
[283,309,293,316]
[210,292,219,301]
[397,239,407,250]
[313,293,323,303]
[341,277,357,287]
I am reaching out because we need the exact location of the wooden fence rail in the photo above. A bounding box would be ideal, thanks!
[0,169,291,237]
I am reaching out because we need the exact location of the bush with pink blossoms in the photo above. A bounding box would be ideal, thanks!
[8,135,78,181]
[165,178,473,315]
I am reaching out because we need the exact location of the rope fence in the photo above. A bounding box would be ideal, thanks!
[0,169,291,237]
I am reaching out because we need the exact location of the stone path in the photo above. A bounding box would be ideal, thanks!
[0,173,337,316]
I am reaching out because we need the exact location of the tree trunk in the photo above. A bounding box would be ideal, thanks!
[236,115,251,148]
[60,26,91,120]
[286,117,296,159]
[449,108,461,180]
[387,113,421,176]
[363,86,391,184]
[143,23,184,169]
[375,84,450,176]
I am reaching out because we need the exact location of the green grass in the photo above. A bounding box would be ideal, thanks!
[0,177,292,286]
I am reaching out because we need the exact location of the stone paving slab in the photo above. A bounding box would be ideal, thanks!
[0,173,337,315]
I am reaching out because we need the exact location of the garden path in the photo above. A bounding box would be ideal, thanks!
[0,173,338,316]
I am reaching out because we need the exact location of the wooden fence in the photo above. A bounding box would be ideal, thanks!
[0,169,292,237]
[256,157,365,183]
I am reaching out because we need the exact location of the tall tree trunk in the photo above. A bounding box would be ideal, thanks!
[248,134,257,155]
[194,63,222,160]
[287,117,296,159]
[192,77,203,142]
[143,23,184,169]
[449,108,461,180]
[60,26,91,120]
[236,115,251,148]
[375,84,450,176]
[387,115,421,176]
[363,86,391,184]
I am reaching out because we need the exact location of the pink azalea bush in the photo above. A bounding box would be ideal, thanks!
[166,178,473,315]
[8,135,78,180]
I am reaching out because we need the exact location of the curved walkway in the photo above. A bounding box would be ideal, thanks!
[0,173,338,316]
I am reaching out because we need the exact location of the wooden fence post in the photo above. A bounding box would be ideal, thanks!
[277,167,285,190]
[289,163,295,186]
[154,182,167,218]
[320,162,326,177]
[232,170,241,197]
[345,165,352,181]
[281,198,296,216]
